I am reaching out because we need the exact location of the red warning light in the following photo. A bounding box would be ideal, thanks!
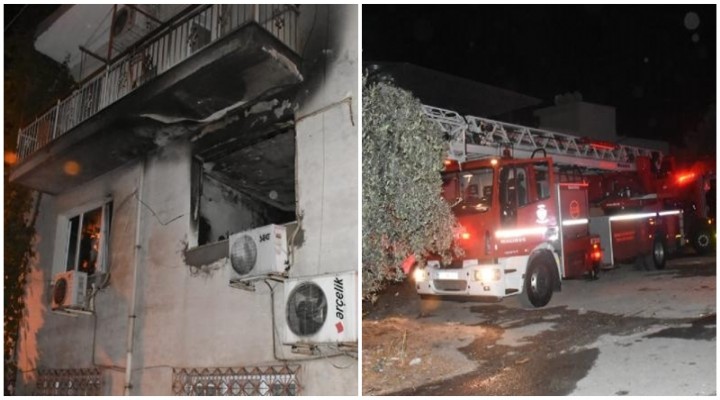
[676,172,696,185]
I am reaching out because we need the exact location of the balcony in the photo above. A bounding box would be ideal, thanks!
[10,4,302,194]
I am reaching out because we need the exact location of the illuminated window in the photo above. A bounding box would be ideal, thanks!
[65,202,113,276]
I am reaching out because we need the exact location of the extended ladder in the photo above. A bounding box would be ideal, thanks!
[423,105,663,172]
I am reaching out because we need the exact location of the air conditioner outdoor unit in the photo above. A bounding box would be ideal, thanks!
[51,270,88,310]
[284,271,357,344]
[111,6,157,52]
[228,224,288,281]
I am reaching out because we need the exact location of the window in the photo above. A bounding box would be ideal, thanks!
[64,202,113,276]
[499,166,517,225]
[516,167,528,207]
[442,167,494,215]
[532,162,551,202]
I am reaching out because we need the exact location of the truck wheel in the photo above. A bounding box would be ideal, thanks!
[588,263,600,280]
[692,228,713,255]
[646,236,667,270]
[519,256,554,308]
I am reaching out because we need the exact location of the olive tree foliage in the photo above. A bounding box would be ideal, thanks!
[362,77,457,301]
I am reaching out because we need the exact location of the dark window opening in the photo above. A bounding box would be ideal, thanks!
[193,129,297,246]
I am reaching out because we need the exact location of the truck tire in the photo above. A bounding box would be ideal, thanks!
[692,228,713,255]
[645,236,667,270]
[588,263,600,280]
[519,255,554,308]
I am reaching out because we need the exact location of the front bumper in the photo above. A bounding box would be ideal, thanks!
[414,260,506,298]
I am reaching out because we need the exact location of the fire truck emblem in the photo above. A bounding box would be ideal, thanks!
[536,204,549,224]
[569,200,580,219]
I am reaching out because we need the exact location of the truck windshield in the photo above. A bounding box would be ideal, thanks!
[442,167,494,214]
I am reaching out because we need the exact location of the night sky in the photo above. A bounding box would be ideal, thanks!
[363,5,716,146]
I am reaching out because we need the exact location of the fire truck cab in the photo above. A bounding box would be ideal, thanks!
[415,155,601,307]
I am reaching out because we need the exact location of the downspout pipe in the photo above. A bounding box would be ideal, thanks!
[125,159,146,395]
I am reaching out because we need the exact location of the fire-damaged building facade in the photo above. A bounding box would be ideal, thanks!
[10,4,357,395]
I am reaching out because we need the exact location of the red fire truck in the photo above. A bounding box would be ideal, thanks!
[412,106,686,308]
[655,155,715,254]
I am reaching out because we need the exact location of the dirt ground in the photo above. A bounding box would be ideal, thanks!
[362,314,481,395]
[362,279,487,395]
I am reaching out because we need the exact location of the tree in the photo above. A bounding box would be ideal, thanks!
[4,6,74,395]
[362,77,457,302]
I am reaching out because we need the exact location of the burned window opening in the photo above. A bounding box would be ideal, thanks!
[193,130,297,246]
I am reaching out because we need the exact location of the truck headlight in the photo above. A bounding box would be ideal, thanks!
[474,268,500,282]
[413,268,427,282]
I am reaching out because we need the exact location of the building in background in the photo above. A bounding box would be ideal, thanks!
[534,100,669,154]
[364,62,541,119]
[366,62,668,153]
[10,4,357,395]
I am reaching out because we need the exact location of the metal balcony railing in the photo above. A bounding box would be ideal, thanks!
[16,4,299,162]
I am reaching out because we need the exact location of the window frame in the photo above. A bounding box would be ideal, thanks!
[531,161,552,203]
[441,167,495,215]
[58,199,113,277]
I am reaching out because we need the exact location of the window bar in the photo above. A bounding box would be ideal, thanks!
[181,21,187,60]
[178,22,184,64]
[101,202,113,272]
[52,100,61,139]
[65,216,76,272]
[98,204,107,273]
[74,213,84,271]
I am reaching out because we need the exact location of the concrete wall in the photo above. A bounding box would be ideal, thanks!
[200,175,269,243]
[35,5,189,80]
[534,101,617,140]
[289,4,359,394]
[17,4,358,396]
[128,141,296,395]
[16,160,142,394]
[17,142,289,395]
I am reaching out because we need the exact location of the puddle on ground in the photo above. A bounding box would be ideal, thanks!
[645,314,717,341]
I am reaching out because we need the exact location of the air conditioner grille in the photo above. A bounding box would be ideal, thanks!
[229,234,258,275]
[54,277,68,306]
[286,282,327,336]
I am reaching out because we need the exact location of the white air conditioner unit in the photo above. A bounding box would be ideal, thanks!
[227,224,288,281]
[51,270,88,310]
[284,271,357,344]
[111,6,157,53]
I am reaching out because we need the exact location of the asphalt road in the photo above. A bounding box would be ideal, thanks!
[368,253,716,396]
